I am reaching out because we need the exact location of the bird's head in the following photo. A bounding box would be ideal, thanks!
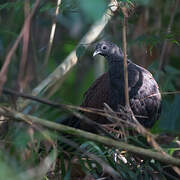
[93,41,123,59]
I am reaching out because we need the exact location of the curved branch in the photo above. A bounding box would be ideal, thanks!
[0,106,180,166]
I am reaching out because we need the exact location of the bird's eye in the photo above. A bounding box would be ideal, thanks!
[102,45,107,50]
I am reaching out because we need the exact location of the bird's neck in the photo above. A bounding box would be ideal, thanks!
[108,60,123,77]
[107,59,125,109]
[107,57,131,78]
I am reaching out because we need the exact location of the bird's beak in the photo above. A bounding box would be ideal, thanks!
[93,50,101,57]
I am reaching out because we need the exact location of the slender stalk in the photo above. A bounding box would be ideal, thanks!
[18,0,31,91]
[122,16,129,107]
[0,0,41,95]
[43,0,62,67]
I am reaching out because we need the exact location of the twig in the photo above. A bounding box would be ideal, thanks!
[43,0,62,67]
[3,88,117,138]
[122,16,129,107]
[18,0,119,111]
[122,6,130,107]
[0,106,180,166]
[2,87,134,128]
[18,0,31,92]
[158,0,179,71]
[0,0,41,95]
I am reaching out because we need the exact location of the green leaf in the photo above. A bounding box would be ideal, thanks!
[171,39,180,45]
[80,141,105,157]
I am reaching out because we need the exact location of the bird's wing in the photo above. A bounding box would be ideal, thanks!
[127,66,140,89]
[81,73,110,108]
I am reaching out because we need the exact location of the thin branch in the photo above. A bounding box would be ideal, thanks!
[122,15,129,107]
[18,0,31,92]
[43,0,62,67]
[0,106,180,166]
[2,87,136,128]
[17,0,119,111]
[0,0,41,95]
[3,88,116,138]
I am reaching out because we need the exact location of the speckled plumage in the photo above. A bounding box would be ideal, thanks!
[81,41,161,128]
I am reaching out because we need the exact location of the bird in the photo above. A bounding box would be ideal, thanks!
[80,41,161,129]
